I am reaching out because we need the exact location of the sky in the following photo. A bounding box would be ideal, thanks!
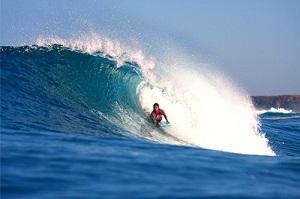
[1,0,300,95]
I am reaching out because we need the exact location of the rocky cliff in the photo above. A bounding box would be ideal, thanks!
[251,95,300,112]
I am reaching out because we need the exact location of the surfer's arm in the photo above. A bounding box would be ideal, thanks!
[164,115,169,123]
[161,110,169,123]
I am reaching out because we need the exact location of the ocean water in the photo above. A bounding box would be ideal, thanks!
[1,42,300,199]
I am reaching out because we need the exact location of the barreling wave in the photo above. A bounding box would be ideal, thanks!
[1,34,275,155]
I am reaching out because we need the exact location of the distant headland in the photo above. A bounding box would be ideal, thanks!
[251,95,300,112]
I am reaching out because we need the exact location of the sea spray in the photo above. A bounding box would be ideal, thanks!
[138,51,275,156]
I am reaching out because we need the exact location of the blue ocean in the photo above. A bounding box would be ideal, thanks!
[1,42,300,199]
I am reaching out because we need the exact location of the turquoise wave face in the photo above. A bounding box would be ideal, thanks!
[1,45,145,119]
[1,45,187,147]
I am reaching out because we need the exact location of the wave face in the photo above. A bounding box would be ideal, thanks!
[1,36,275,155]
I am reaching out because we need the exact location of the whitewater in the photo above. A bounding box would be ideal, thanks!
[1,34,299,198]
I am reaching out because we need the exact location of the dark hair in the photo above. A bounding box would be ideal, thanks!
[153,103,159,109]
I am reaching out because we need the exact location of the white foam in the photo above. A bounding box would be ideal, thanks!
[257,107,293,114]
[138,53,275,156]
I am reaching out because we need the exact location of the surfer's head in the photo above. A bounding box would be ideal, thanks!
[153,103,159,111]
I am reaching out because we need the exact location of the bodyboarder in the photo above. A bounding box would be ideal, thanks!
[150,103,169,127]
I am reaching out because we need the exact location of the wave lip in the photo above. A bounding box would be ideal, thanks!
[36,33,155,72]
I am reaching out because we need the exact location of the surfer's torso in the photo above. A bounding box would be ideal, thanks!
[150,109,165,122]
